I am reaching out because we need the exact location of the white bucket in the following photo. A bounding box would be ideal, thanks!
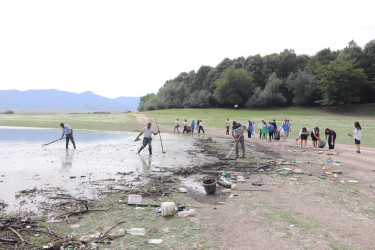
[128,194,142,205]
[161,202,175,216]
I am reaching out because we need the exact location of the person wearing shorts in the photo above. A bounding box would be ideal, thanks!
[349,121,361,154]
[298,127,309,148]
[311,127,320,149]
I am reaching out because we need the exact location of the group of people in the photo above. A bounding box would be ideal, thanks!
[174,119,205,134]
[58,118,362,157]
[228,118,363,158]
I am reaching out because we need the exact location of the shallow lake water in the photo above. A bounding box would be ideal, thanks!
[0,127,215,212]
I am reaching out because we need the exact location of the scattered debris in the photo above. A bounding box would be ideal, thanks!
[147,239,164,244]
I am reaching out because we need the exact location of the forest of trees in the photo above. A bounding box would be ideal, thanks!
[138,40,375,111]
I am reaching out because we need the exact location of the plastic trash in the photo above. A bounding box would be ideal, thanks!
[295,158,301,162]
[334,160,341,163]
[177,209,195,217]
[348,180,358,184]
[278,171,289,175]
[155,207,161,213]
[178,187,188,193]
[161,202,175,216]
[90,243,99,249]
[128,194,142,205]
[231,184,237,189]
[318,175,326,179]
[292,169,302,174]
[251,182,262,186]
[237,176,245,182]
[147,239,163,244]
[221,189,232,193]
[326,160,331,163]
[125,228,145,235]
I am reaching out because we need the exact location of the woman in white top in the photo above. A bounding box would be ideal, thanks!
[349,121,361,154]
[297,127,309,149]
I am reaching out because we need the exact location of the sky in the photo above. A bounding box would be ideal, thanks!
[0,0,374,98]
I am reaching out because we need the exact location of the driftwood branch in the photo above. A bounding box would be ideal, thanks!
[7,227,26,243]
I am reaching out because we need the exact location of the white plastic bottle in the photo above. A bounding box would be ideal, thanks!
[125,228,146,235]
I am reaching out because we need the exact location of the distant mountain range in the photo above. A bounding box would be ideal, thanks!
[0,89,140,113]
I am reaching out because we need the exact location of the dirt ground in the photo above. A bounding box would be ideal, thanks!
[133,114,375,249]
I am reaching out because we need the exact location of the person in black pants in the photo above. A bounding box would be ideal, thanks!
[198,120,205,133]
[325,128,336,150]
[60,123,76,149]
[271,119,277,137]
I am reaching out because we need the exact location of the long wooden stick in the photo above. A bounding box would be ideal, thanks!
[154,119,165,153]
[42,137,65,146]
[7,227,25,243]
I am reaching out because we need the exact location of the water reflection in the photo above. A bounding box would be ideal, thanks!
[139,155,152,173]
[62,149,75,168]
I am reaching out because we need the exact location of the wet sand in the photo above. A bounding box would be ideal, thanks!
[0,127,215,212]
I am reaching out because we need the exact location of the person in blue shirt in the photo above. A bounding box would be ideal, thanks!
[191,120,195,134]
[268,122,274,141]
[279,119,291,142]
[246,120,253,138]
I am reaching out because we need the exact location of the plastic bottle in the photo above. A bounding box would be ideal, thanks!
[177,209,195,217]
[125,228,146,235]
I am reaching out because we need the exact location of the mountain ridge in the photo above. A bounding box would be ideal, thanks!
[0,89,140,113]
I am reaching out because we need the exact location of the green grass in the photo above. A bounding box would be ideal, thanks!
[141,105,375,147]
[36,192,218,249]
[0,113,136,131]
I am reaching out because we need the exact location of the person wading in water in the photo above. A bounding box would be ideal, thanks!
[60,123,76,149]
[135,122,160,155]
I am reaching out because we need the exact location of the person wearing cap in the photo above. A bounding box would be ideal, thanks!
[135,122,160,155]
[60,123,76,149]
[231,121,246,158]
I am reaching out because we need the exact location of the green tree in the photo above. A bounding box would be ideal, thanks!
[360,39,375,81]
[188,65,213,93]
[246,73,287,107]
[286,70,317,105]
[213,67,254,106]
[244,54,266,89]
[316,60,368,106]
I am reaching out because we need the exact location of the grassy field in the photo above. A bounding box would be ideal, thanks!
[1,104,374,147]
[0,113,136,131]
[141,104,375,148]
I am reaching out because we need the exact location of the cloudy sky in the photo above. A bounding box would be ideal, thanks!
[0,0,374,98]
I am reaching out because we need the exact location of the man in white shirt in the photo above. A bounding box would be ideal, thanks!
[60,123,76,149]
[135,122,160,155]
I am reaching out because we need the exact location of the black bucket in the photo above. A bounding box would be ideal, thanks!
[274,131,280,140]
[203,179,217,194]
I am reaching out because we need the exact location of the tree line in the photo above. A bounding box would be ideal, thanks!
[138,40,375,111]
